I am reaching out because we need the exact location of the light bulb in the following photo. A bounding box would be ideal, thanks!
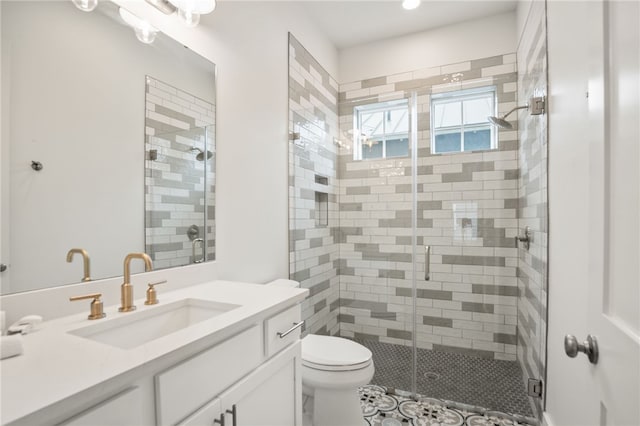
[119,8,159,44]
[72,0,98,12]
[402,0,421,10]
[134,27,158,44]
[178,8,201,27]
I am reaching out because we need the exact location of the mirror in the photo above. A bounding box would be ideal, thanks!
[0,1,216,295]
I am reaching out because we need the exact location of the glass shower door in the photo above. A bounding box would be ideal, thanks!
[414,78,533,416]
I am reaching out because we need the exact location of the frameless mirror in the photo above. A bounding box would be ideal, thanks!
[0,0,216,295]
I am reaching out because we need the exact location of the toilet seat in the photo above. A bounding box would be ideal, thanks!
[302,335,372,372]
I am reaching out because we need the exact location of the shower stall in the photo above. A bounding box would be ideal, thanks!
[288,7,548,420]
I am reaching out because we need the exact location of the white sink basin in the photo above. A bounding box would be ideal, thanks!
[68,298,240,349]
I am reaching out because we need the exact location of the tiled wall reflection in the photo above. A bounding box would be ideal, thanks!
[145,76,215,269]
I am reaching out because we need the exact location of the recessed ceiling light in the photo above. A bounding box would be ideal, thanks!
[402,0,421,10]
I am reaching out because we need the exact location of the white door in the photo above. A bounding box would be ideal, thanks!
[585,1,640,424]
[546,1,640,425]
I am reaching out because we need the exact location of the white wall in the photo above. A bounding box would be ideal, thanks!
[339,11,517,83]
[516,0,534,47]
[11,0,338,293]
[0,0,337,320]
[197,2,338,283]
[117,1,339,285]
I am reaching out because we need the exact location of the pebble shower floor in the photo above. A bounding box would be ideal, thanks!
[358,385,537,426]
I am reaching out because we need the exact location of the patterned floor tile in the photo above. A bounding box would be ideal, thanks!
[359,385,537,426]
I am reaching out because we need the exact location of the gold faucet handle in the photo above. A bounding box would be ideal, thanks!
[69,293,106,320]
[144,280,167,305]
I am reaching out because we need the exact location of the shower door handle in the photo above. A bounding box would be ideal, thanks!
[425,245,431,280]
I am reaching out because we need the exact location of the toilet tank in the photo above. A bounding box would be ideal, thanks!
[266,279,300,288]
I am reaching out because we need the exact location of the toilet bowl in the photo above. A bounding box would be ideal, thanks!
[267,279,375,426]
[302,334,374,426]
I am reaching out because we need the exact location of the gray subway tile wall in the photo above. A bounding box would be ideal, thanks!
[288,34,341,336]
[145,76,215,269]
[337,55,520,361]
[516,0,548,418]
[288,35,546,404]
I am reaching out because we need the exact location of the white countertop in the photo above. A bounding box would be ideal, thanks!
[0,280,307,425]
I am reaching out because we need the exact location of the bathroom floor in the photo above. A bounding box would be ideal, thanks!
[359,384,536,426]
[356,340,534,418]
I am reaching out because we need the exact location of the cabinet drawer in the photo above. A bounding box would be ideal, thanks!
[155,325,262,425]
[59,387,141,426]
[264,305,302,358]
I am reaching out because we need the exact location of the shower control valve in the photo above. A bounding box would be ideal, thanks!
[515,226,532,250]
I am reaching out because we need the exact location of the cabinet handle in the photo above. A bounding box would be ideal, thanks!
[213,413,225,426]
[226,405,237,426]
[277,321,304,338]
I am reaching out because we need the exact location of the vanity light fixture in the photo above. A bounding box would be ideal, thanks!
[144,0,216,28]
[402,0,421,10]
[71,0,98,12]
[119,7,159,44]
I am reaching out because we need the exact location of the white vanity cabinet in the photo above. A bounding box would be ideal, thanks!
[174,306,303,426]
[54,305,302,426]
[1,282,307,426]
[155,325,264,424]
[180,342,301,426]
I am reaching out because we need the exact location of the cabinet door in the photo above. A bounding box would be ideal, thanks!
[220,342,302,426]
[155,325,262,425]
[179,397,222,426]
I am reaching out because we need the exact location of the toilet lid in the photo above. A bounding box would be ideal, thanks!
[302,335,372,371]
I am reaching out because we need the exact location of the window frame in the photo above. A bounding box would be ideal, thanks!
[353,99,410,161]
[430,86,498,155]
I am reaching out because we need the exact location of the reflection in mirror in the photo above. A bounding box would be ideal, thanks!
[144,77,215,268]
[0,1,216,295]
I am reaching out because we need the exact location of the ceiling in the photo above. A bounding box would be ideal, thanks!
[297,1,518,50]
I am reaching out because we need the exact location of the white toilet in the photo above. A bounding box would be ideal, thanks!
[267,279,375,426]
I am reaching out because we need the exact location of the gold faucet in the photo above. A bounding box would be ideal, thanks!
[66,248,91,282]
[119,253,153,312]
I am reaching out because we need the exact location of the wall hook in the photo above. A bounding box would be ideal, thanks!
[31,161,43,171]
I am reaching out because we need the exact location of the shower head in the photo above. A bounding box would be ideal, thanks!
[487,96,546,130]
[487,105,528,130]
[488,115,516,130]
[188,147,213,161]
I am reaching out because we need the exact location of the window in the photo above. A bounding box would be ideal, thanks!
[430,87,497,154]
[354,100,409,160]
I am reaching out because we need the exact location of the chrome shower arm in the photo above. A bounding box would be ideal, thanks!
[500,104,529,119]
